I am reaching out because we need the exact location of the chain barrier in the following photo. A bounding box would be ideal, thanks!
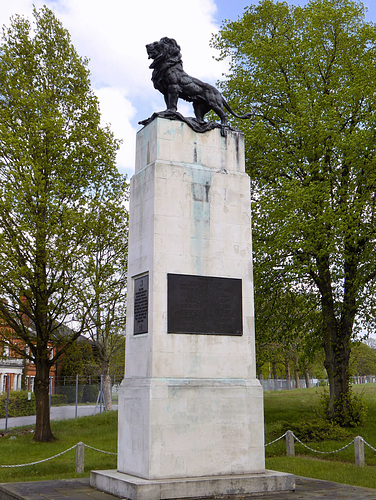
[266,430,370,456]
[0,444,77,468]
[83,443,117,455]
[0,442,117,468]
[363,439,376,453]
[292,433,355,455]
[265,432,287,447]
[3,433,376,468]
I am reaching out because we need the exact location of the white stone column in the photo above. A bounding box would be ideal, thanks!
[91,118,295,498]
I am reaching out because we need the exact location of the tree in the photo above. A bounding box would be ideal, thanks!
[59,336,98,379]
[0,7,123,441]
[350,342,376,376]
[255,280,322,387]
[76,188,128,410]
[212,0,376,424]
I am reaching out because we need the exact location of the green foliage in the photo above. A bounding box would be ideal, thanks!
[255,290,323,381]
[55,385,84,404]
[59,338,98,378]
[0,411,117,483]
[289,420,350,442]
[55,383,99,404]
[350,342,376,376]
[82,384,99,403]
[212,0,376,423]
[0,391,35,418]
[264,385,376,488]
[0,6,128,440]
[50,394,68,406]
[318,389,368,427]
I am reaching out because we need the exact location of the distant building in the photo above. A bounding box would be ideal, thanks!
[0,324,57,394]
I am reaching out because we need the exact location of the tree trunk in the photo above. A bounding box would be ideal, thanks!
[294,353,300,389]
[294,367,300,389]
[272,361,278,390]
[285,357,291,390]
[323,328,351,423]
[33,358,55,442]
[102,362,112,411]
[304,369,311,388]
[272,361,278,380]
[318,250,355,425]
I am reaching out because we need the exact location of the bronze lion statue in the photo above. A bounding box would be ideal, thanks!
[145,37,252,128]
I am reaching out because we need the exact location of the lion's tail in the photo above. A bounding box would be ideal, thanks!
[223,98,253,120]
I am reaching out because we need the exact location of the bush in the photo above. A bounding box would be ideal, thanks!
[82,384,99,403]
[318,388,368,427]
[0,391,35,418]
[51,394,68,406]
[55,385,84,404]
[288,420,350,442]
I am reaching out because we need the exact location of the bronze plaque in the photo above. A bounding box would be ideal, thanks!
[134,275,149,335]
[167,273,242,335]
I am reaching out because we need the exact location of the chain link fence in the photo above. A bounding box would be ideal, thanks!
[54,375,120,406]
[260,375,376,391]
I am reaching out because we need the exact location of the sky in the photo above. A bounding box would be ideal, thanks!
[1,0,376,178]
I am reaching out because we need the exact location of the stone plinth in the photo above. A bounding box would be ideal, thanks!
[91,118,294,498]
[91,469,295,500]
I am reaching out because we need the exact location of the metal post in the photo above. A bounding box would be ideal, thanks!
[100,375,103,414]
[75,442,85,473]
[49,377,52,409]
[354,436,365,466]
[75,375,78,419]
[286,430,295,457]
[5,376,9,434]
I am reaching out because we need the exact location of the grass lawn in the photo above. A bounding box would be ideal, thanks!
[0,410,117,483]
[1,384,376,488]
[264,383,376,489]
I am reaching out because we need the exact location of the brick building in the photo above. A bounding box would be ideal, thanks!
[0,340,57,394]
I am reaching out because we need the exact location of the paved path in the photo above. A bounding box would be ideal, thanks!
[0,405,117,431]
[1,476,376,499]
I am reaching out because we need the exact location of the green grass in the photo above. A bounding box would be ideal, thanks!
[264,383,376,488]
[267,456,376,488]
[2,384,376,487]
[0,411,117,483]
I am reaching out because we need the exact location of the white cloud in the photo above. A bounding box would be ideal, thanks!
[94,87,137,178]
[1,0,227,175]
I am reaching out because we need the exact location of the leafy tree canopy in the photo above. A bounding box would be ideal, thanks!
[350,342,376,376]
[0,6,127,440]
[212,0,376,424]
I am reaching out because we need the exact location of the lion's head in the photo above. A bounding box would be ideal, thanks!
[146,37,182,68]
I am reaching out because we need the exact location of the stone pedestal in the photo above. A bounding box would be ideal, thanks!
[91,118,294,498]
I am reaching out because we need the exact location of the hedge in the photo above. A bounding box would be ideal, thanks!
[51,393,68,406]
[55,384,99,404]
[0,391,35,418]
[82,384,99,403]
[55,385,84,404]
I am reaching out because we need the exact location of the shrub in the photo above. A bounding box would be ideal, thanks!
[0,391,35,418]
[318,388,368,427]
[82,384,99,403]
[288,420,350,442]
[55,385,84,404]
[51,394,68,406]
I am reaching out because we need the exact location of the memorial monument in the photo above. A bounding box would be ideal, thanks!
[91,37,294,499]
